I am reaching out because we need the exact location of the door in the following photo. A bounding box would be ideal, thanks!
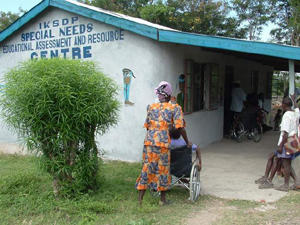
[224,66,234,135]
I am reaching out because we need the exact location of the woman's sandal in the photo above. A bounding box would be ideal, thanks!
[255,176,266,184]
[290,184,300,190]
[274,185,289,192]
[259,180,274,189]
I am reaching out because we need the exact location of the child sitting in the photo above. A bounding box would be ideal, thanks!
[273,109,282,131]
[169,127,202,171]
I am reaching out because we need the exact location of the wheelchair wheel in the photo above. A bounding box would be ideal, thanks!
[251,122,263,143]
[234,121,245,143]
[229,125,237,140]
[189,160,201,202]
[149,188,161,199]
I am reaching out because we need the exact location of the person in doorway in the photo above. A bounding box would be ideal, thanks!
[273,109,282,131]
[135,81,192,206]
[228,80,247,135]
[274,96,300,191]
[169,127,202,171]
[177,74,185,111]
[258,93,268,113]
[257,92,273,132]
[236,93,259,133]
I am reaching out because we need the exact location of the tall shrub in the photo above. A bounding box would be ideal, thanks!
[0,58,120,197]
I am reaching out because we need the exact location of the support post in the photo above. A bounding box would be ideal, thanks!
[289,60,295,108]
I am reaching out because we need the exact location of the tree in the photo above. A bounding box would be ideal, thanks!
[0,58,120,197]
[230,0,272,40]
[289,0,300,46]
[78,0,246,38]
[176,0,247,38]
[139,1,176,27]
[0,8,26,32]
[270,0,300,46]
[273,71,288,96]
[268,0,299,95]
[78,0,150,17]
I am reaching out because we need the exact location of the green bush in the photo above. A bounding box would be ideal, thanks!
[0,58,120,197]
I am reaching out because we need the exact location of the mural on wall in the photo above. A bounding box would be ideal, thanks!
[122,68,135,105]
[1,16,125,59]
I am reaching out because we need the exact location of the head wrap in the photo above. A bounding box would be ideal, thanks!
[155,81,172,102]
[179,74,185,83]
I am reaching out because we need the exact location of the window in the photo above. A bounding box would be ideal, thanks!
[209,64,219,110]
[184,60,205,113]
[193,63,205,111]
[266,72,273,99]
[185,60,193,113]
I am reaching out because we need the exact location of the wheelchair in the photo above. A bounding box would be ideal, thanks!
[230,113,263,143]
[149,145,201,202]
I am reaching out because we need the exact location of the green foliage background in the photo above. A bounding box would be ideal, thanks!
[1,1,299,44]
[0,58,120,197]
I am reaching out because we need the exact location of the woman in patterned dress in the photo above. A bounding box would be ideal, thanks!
[135,81,192,205]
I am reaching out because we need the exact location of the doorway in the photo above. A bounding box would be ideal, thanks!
[223,66,234,135]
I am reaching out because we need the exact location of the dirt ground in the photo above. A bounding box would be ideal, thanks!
[185,192,300,225]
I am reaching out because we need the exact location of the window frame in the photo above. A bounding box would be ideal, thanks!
[209,63,219,110]
[184,60,206,114]
[184,60,194,114]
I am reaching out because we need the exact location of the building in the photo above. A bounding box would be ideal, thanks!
[1,0,300,161]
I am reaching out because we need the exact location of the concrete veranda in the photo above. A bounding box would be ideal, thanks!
[200,131,300,202]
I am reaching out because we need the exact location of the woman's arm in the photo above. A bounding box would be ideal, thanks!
[278,131,288,154]
[195,147,202,171]
[178,128,192,148]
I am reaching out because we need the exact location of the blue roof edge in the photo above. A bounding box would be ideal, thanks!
[0,0,300,61]
[0,0,50,42]
[49,0,158,40]
[159,30,300,61]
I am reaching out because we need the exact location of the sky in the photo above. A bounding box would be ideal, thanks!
[0,0,275,42]
[0,0,42,13]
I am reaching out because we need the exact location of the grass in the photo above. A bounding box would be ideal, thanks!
[1,153,300,225]
[0,154,207,225]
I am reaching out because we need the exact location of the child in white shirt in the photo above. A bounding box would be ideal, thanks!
[275,96,300,191]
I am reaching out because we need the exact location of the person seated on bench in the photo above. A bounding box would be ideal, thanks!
[256,95,300,191]
[169,127,202,171]
[255,151,300,189]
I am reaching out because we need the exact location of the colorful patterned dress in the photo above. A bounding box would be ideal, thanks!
[135,102,185,191]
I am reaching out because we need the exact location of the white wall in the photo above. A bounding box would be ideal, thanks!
[0,8,161,161]
[0,8,273,161]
